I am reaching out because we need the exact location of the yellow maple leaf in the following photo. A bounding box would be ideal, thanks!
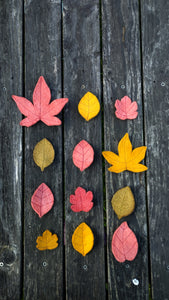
[36,230,58,250]
[72,222,94,256]
[102,133,148,173]
[78,92,100,121]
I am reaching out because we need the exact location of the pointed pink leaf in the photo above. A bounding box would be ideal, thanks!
[46,98,69,115]
[72,140,94,171]
[12,96,37,117]
[31,183,54,218]
[12,76,69,127]
[33,76,51,108]
[112,222,138,262]
[115,96,138,120]
[70,187,93,212]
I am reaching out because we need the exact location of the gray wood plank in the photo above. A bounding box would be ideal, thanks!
[141,0,169,299]
[24,1,64,299]
[63,1,106,299]
[102,0,149,299]
[0,0,23,299]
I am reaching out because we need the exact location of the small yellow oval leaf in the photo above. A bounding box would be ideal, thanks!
[78,92,100,121]
[72,222,94,256]
[36,230,58,250]
[111,186,135,219]
[33,138,55,171]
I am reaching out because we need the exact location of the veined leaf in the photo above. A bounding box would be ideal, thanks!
[70,187,93,212]
[36,230,58,250]
[111,186,135,219]
[112,222,138,262]
[33,138,55,171]
[102,133,147,173]
[31,183,54,217]
[115,96,138,120]
[12,76,68,127]
[78,92,100,121]
[72,140,94,171]
[72,222,94,256]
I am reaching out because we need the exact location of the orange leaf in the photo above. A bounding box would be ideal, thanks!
[72,140,94,171]
[112,222,138,262]
[36,230,58,250]
[115,96,138,120]
[72,222,94,256]
[12,76,68,127]
[102,133,148,173]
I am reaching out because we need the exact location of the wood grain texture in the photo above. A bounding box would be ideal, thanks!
[141,0,169,299]
[63,1,106,299]
[102,0,149,299]
[24,0,64,299]
[0,0,23,299]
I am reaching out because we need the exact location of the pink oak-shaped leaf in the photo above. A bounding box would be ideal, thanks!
[70,187,93,212]
[115,96,138,120]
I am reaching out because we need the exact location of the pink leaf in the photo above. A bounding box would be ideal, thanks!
[72,140,94,171]
[112,222,138,262]
[31,183,54,218]
[70,187,93,212]
[12,76,68,127]
[115,96,138,120]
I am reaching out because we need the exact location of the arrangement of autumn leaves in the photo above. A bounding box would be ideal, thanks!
[12,76,147,261]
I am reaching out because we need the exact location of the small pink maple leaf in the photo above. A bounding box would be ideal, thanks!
[70,187,94,212]
[115,96,138,120]
[12,76,68,127]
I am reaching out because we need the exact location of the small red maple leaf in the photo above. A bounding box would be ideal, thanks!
[70,187,94,212]
[12,76,68,127]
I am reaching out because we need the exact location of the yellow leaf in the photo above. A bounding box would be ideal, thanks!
[102,133,148,173]
[72,222,94,256]
[111,186,135,219]
[33,138,55,171]
[36,230,58,250]
[78,92,100,121]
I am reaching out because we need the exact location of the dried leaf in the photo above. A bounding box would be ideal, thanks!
[31,183,54,217]
[33,138,55,171]
[102,133,147,173]
[111,186,135,219]
[70,187,93,212]
[36,230,58,250]
[12,76,68,127]
[115,96,138,120]
[72,140,94,171]
[112,222,138,262]
[72,222,94,256]
[78,92,100,121]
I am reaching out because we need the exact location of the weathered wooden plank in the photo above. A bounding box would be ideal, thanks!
[63,1,106,299]
[0,0,23,299]
[102,0,149,299]
[141,0,169,299]
[24,1,64,299]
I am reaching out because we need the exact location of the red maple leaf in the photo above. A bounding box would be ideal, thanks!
[12,76,68,127]
[70,187,94,212]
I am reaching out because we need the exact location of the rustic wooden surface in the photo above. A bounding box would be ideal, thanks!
[102,0,149,299]
[63,1,106,299]
[0,0,23,299]
[141,0,169,299]
[0,0,169,299]
[23,0,64,299]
